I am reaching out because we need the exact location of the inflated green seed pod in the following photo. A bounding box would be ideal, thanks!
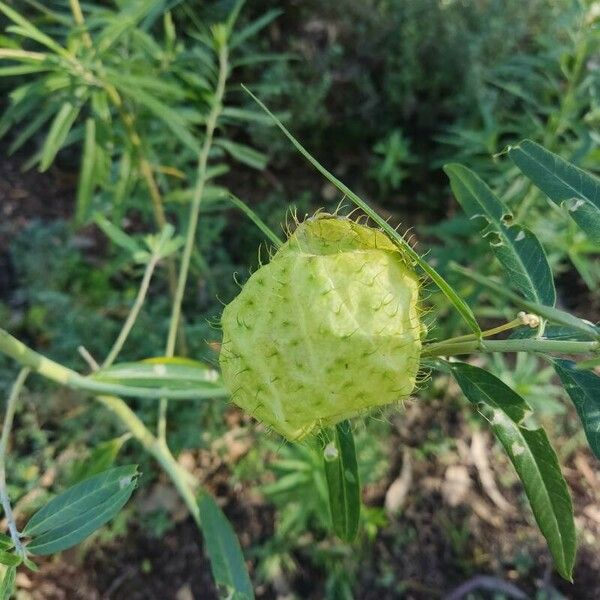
[219,214,422,441]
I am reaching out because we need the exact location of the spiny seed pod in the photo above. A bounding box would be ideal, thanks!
[219,214,422,441]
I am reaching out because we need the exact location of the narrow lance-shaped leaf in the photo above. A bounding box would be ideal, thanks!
[444,163,556,306]
[509,139,600,243]
[321,420,361,542]
[75,118,97,226]
[27,484,136,555]
[198,493,254,600]
[23,466,138,537]
[450,362,576,580]
[244,85,481,335]
[0,566,16,600]
[554,359,600,460]
[92,358,224,392]
[40,101,81,171]
[0,534,12,550]
[0,552,21,567]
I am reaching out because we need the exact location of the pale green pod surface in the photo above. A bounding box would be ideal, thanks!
[220,215,422,441]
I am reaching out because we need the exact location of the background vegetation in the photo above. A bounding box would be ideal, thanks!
[0,0,599,598]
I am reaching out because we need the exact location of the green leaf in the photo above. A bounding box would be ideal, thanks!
[0,551,20,567]
[444,163,555,306]
[554,359,600,460]
[0,566,16,600]
[0,3,69,57]
[40,101,81,171]
[221,107,275,125]
[93,213,143,256]
[229,9,282,49]
[322,420,361,542]
[68,435,131,485]
[509,139,600,242]
[27,484,135,555]
[227,194,283,247]
[215,139,268,170]
[8,102,56,154]
[0,534,12,551]
[563,198,600,245]
[198,494,254,600]
[75,118,97,226]
[450,362,576,580]
[244,85,481,335]
[113,82,199,153]
[24,466,138,537]
[92,358,224,393]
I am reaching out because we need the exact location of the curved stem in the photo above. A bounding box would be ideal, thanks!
[0,368,30,557]
[102,256,159,368]
[425,317,524,352]
[95,395,201,525]
[0,329,227,401]
[159,41,230,441]
[421,338,599,358]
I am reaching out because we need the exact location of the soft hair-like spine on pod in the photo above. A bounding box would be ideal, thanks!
[219,212,424,442]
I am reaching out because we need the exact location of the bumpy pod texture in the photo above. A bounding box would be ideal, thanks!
[220,215,422,441]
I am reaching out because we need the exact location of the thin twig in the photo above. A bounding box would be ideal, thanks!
[102,256,159,368]
[159,39,230,442]
[0,368,30,557]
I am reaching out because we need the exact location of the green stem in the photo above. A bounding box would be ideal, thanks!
[159,40,230,441]
[68,0,93,49]
[0,368,30,557]
[0,329,227,401]
[95,395,201,525]
[102,256,159,368]
[421,338,599,358]
[427,317,524,351]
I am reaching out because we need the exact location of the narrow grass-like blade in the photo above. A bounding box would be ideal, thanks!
[244,85,481,335]
[75,118,97,225]
[92,359,223,391]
